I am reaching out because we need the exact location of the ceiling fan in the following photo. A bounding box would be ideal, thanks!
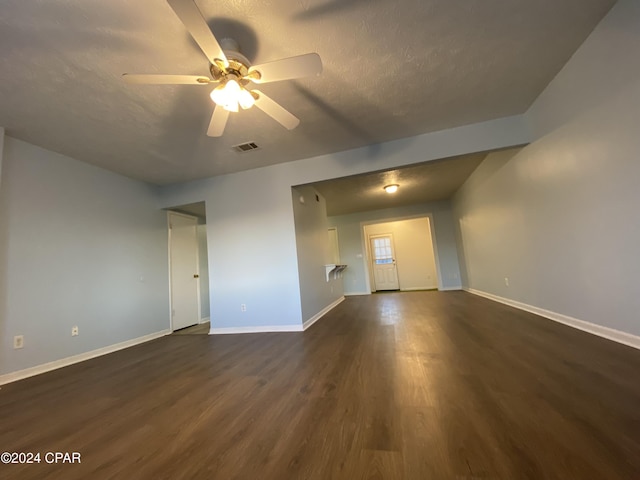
[123,0,323,137]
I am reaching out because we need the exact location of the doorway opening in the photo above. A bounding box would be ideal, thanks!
[166,202,210,335]
[363,216,439,293]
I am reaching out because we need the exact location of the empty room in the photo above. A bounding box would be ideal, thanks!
[1,0,639,479]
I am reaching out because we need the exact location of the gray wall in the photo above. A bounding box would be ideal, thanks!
[292,186,343,323]
[328,201,462,295]
[0,127,4,184]
[0,136,170,376]
[160,116,527,329]
[452,0,640,337]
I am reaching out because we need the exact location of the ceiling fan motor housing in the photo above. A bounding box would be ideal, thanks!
[209,37,254,84]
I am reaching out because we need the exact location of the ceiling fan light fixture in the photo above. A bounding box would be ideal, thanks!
[124,0,323,137]
[238,88,255,110]
[210,76,255,111]
[210,83,229,106]
[225,78,241,95]
[223,100,239,113]
[384,184,399,194]
[210,78,242,112]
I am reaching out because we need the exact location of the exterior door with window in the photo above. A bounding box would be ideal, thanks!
[369,234,400,291]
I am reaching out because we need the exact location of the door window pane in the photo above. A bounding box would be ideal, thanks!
[372,237,393,264]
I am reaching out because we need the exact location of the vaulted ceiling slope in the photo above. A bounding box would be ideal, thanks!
[0,0,616,185]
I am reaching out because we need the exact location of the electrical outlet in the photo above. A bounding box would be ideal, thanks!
[71,326,79,336]
[240,304,247,312]
[14,335,24,349]
[505,277,510,287]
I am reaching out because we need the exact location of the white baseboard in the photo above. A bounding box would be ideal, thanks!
[401,287,438,291]
[0,329,172,386]
[344,291,371,296]
[303,296,345,331]
[199,317,210,324]
[438,286,463,291]
[465,288,640,350]
[209,324,304,334]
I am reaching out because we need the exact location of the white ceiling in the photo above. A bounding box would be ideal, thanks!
[0,0,615,185]
[310,152,488,216]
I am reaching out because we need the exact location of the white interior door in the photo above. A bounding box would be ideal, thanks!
[169,213,200,331]
[369,234,400,291]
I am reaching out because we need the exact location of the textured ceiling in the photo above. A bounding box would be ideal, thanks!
[311,152,487,216]
[0,0,615,185]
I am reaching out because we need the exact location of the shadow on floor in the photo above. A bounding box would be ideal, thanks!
[172,322,210,335]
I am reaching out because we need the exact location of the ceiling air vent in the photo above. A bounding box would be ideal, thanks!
[232,142,260,153]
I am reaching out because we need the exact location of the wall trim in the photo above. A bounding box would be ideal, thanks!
[209,324,304,334]
[465,288,640,350]
[0,329,172,386]
[303,296,345,331]
[439,286,463,291]
[200,317,210,324]
[401,287,438,292]
[344,291,371,296]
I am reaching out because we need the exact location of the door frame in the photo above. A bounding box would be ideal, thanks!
[360,213,443,293]
[167,211,201,331]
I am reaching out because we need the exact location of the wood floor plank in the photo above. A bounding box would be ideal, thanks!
[1,291,639,479]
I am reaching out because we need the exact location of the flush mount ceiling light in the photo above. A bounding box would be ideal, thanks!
[384,184,399,194]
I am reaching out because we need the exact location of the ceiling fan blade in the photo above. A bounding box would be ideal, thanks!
[207,105,229,137]
[248,53,322,84]
[167,0,228,67]
[252,90,300,130]
[122,74,210,85]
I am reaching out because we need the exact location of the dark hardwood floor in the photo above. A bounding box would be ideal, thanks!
[1,291,639,479]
